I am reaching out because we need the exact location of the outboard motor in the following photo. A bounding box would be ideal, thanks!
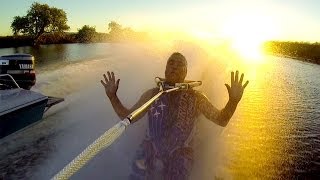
[0,54,36,90]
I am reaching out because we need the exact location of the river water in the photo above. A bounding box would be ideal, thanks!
[0,43,319,179]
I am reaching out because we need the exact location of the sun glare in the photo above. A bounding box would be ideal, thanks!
[232,38,263,60]
[222,13,279,63]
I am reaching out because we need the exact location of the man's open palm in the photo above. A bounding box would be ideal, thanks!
[225,71,249,103]
[101,71,120,98]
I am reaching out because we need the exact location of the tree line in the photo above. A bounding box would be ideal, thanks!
[0,2,148,48]
[263,41,320,65]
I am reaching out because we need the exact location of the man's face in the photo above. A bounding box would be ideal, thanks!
[165,56,187,84]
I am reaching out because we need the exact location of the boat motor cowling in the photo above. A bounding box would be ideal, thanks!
[0,54,36,90]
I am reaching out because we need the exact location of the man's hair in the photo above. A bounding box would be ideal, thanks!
[168,52,187,66]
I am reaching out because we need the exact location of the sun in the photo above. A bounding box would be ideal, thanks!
[231,37,263,61]
[221,13,279,63]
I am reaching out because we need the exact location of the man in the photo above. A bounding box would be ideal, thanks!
[101,52,249,180]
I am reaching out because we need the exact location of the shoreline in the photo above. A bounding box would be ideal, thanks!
[269,53,320,65]
[0,34,150,49]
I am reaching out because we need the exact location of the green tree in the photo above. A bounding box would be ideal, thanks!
[11,16,30,35]
[108,21,123,39]
[77,25,97,43]
[11,2,69,41]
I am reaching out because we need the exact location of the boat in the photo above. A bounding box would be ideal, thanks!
[0,74,63,139]
[0,54,64,139]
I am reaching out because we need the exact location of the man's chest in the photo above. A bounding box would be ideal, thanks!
[149,91,198,124]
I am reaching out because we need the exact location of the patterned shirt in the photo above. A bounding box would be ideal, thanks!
[146,89,219,157]
[129,88,221,180]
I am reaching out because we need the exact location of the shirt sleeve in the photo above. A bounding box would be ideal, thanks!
[196,91,220,124]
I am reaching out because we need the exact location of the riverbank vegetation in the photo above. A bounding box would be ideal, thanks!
[263,41,320,65]
[0,22,149,48]
[0,2,148,48]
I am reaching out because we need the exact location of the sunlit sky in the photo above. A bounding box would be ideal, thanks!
[1,0,320,42]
